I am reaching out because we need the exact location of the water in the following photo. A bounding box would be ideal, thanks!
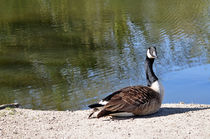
[0,0,209,110]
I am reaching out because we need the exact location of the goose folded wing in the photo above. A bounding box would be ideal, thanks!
[104,86,159,112]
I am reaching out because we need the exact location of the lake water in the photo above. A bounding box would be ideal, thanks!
[0,0,209,110]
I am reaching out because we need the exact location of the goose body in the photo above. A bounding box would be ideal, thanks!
[88,47,164,118]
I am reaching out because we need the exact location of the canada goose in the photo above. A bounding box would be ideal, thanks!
[88,47,164,118]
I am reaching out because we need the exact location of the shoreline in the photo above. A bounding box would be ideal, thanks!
[0,104,210,138]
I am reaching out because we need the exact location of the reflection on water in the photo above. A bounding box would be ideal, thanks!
[0,0,209,110]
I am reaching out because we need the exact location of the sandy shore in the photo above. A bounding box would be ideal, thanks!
[0,104,210,139]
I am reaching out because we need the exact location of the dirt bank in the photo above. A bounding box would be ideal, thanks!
[0,104,210,139]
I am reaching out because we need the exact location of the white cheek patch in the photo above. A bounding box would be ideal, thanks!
[153,51,157,57]
[147,49,153,58]
[99,100,108,105]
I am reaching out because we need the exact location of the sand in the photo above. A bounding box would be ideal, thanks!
[0,104,210,139]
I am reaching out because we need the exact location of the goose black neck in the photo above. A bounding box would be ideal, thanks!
[145,57,158,87]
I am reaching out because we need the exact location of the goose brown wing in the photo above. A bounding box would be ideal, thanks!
[104,86,160,112]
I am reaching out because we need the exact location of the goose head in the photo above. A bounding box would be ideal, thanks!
[147,47,157,59]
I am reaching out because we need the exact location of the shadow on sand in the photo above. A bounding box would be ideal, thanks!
[109,106,210,120]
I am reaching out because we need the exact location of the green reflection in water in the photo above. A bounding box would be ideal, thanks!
[0,0,209,110]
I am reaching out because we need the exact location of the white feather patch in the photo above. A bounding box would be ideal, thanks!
[153,51,157,57]
[99,100,108,105]
[150,81,160,93]
[110,112,134,117]
[147,49,153,58]
[150,81,164,101]
[147,49,157,58]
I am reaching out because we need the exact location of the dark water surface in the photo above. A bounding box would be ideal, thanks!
[0,0,209,110]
